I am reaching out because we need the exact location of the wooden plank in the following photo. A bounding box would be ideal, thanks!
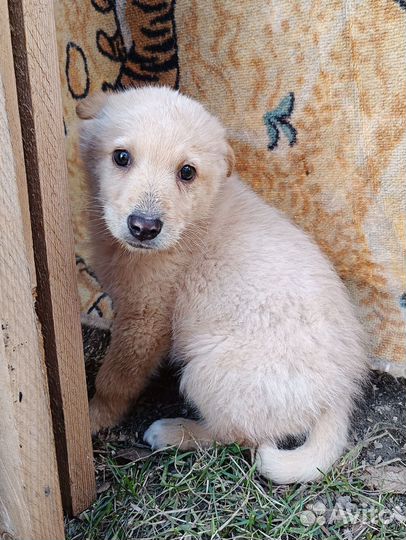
[0,0,35,289]
[8,0,96,515]
[0,69,64,539]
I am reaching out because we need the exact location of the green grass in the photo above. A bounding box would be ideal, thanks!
[66,434,405,540]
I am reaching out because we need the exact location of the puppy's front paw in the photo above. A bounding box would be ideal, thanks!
[144,418,190,450]
[89,394,124,434]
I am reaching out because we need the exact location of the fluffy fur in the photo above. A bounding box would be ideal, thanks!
[78,87,368,484]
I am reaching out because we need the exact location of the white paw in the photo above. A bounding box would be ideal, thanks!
[143,418,185,450]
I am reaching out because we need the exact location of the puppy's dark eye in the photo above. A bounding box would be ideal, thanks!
[179,164,196,182]
[113,149,131,167]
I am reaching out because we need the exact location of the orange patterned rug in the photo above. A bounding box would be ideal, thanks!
[55,0,406,376]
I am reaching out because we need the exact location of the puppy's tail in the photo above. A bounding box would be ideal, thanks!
[255,406,350,484]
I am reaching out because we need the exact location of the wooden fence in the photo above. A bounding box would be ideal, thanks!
[0,1,96,538]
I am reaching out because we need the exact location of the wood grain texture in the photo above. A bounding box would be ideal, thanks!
[0,0,35,290]
[0,69,64,539]
[8,0,96,515]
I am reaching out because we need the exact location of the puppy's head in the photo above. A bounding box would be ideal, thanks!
[77,87,234,252]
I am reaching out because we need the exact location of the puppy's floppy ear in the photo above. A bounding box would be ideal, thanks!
[76,92,109,120]
[226,142,235,177]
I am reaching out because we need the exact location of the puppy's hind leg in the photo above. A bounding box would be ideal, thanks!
[144,418,214,450]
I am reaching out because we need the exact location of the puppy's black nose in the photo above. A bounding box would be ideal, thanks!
[127,214,163,241]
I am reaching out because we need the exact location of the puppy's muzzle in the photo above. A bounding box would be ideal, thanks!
[127,214,163,242]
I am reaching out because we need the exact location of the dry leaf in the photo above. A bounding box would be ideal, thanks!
[361,465,406,493]
[114,446,153,464]
[96,481,111,494]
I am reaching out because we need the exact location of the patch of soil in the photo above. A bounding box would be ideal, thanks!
[353,372,406,464]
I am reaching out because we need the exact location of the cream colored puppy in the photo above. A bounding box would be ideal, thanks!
[78,87,368,484]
